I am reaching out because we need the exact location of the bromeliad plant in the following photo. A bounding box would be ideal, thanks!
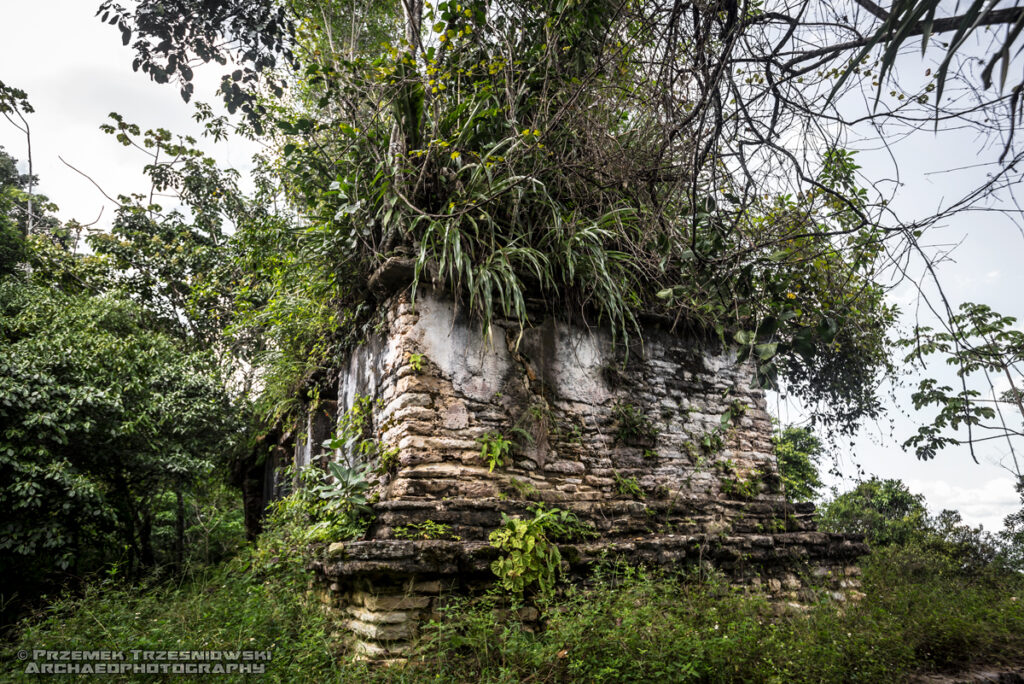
[316,461,372,517]
[257,461,372,550]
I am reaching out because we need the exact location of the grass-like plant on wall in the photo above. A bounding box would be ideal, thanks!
[393,520,460,541]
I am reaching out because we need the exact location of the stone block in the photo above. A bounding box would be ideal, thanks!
[442,401,470,429]
[391,406,436,423]
[346,619,417,642]
[544,460,586,475]
[410,580,443,594]
[363,594,432,611]
[346,607,411,624]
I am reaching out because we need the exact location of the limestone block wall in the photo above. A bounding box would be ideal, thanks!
[308,284,867,658]
[339,288,784,511]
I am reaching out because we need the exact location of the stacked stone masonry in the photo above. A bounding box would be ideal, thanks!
[306,269,867,658]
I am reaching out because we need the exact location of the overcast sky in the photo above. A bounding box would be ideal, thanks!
[2,1,1022,531]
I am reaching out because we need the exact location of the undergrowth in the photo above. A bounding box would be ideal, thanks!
[3,545,1023,682]
[1,545,351,683]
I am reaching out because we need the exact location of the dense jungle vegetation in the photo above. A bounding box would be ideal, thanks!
[3,0,1024,680]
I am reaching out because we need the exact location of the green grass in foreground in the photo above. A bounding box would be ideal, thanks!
[3,544,1023,683]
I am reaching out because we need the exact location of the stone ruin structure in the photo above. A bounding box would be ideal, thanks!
[293,259,867,658]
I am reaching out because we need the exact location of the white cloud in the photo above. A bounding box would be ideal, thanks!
[907,477,1020,532]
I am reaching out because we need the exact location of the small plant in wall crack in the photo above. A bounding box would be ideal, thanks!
[721,399,749,427]
[613,471,646,500]
[507,477,541,501]
[714,458,738,477]
[478,431,514,472]
[700,428,726,454]
[721,476,761,501]
[688,399,747,460]
[715,459,761,500]
[377,445,400,474]
[407,352,425,372]
[613,401,659,446]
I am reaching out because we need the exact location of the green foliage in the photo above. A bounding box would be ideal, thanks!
[407,352,425,372]
[264,0,898,437]
[378,446,400,474]
[97,0,294,127]
[477,432,513,472]
[0,119,255,621]
[817,477,930,547]
[259,464,371,551]
[0,144,60,248]
[613,471,645,500]
[84,115,260,356]
[88,108,363,425]
[712,459,760,500]
[506,477,541,501]
[0,275,239,594]
[393,520,459,541]
[699,427,727,455]
[722,400,748,425]
[999,477,1024,572]
[488,505,589,600]
[489,517,561,600]
[4,550,349,683]
[233,217,359,422]
[773,425,825,503]
[817,477,1010,574]
[6,525,1024,682]
[414,552,1024,682]
[721,475,761,501]
[685,400,748,462]
[900,302,1024,467]
[613,401,659,446]
[715,459,738,477]
[0,147,30,275]
[316,462,372,517]
[166,478,247,568]
[325,395,397,471]
[0,218,26,277]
